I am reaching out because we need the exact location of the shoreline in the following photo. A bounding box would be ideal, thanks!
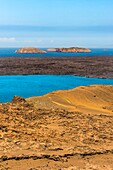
[0,56,113,78]
[0,74,109,80]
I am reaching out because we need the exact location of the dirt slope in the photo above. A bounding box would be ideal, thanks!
[0,85,113,169]
[27,85,113,114]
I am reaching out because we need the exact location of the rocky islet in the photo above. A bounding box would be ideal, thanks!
[16,47,46,54]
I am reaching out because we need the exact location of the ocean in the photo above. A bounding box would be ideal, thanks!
[1,75,113,103]
[0,48,113,57]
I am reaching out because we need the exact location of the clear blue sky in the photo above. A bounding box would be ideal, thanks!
[0,0,113,48]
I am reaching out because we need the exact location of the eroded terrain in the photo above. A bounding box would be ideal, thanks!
[0,85,113,169]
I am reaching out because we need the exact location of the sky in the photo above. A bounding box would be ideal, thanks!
[0,0,113,48]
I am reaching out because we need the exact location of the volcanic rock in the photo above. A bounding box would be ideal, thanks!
[11,96,26,103]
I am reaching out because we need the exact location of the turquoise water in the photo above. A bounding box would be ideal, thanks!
[1,75,113,103]
[0,48,113,57]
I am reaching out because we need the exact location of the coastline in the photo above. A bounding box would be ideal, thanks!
[0,56,113,78]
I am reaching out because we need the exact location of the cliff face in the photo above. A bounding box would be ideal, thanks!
[16,47,46,54]
[47,47,91,53]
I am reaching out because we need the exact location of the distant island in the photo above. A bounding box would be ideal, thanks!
[16,47,46,54]
[16,47,91,53]
[47,47,91,53]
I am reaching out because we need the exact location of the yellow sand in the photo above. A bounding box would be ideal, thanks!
[27,85,113,114]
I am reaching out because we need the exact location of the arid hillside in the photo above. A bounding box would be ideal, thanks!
[27,85,113,114]
[0,85,113,169]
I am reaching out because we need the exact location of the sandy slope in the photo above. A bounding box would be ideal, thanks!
[27,85,113,114]
[0,85,113,169]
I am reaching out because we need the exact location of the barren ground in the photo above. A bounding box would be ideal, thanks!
[0,56,113,78]
[0,85,113,169]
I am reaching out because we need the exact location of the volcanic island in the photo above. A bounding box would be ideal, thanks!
[47,47,91,52]
[16,47,46,53]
